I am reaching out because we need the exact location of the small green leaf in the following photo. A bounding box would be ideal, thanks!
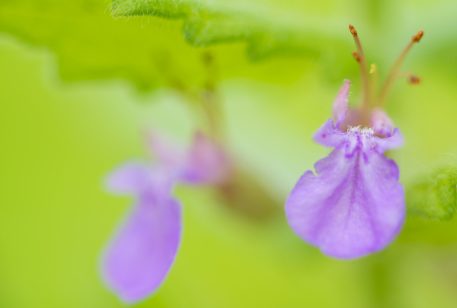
[407,167,457,220]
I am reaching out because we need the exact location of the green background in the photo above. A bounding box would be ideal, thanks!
[1,0,457,307]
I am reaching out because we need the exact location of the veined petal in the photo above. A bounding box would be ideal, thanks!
[102,193,182,303]
[286,131,404,259]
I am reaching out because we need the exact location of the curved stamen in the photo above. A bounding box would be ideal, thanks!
[378,30,424,106]
[369,64,378,105]
[349,24,371,107]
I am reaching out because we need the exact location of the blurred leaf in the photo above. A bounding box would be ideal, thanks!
[0,0,345,91]
[407,166,457,220]
[0,0,455,92]
[112,0,337,60]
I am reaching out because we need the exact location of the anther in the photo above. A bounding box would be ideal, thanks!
[408,75,421,84]
[349,24,358,37]
[352,51,361,62]
[412,31,424,43]
[378,29,424,105]
[369,64,377,74]
[348,24,370,106]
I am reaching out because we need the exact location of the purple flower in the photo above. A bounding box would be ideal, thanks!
[286,26,424,259]
[286,81,404,259]
[102,131,230,303]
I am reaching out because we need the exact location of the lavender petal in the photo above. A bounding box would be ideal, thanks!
[332,80,350,126]
[314,120,346,148]
[102,194,182,303]
[286,134,404,259]
[106,162,152,195]
[146,131,185,170]
[181,131,231,185]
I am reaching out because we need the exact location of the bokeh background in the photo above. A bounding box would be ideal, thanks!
[1,0,457,307]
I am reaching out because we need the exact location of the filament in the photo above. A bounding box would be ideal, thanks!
[378,30,424,106]
[349,24,371,107]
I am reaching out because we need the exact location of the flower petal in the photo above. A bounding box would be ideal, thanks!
[102,194,182,303]
[146,130,185,169]
[314,119,346,147]
[106,162,152,195]
[181,131,231,185]
[371,108,395,137]
[286,143,404,259]
[332,79,350,126]
[375,129,404,152]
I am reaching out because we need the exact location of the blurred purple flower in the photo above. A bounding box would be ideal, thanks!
[286,80,405,259]
[102,131,230,303]
[103,163,181,303]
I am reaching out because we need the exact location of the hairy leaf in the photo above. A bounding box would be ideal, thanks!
[0,0,347,91]
[0,0,455,90]
[111,0,337,60]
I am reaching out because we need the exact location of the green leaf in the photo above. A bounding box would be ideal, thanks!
[0,0,453,91]
[407,167,457,220]
[112,0,193,18]
[0,0,346,91]
[111,0,335,61]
